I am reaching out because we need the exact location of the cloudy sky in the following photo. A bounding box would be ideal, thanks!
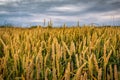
[0,0,120,27]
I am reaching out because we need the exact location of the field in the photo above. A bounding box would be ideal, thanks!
[0,26,120,80]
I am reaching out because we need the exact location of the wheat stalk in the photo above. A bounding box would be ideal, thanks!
[114,65,118,80]
[64,62,70,80]
[73,62,86,80]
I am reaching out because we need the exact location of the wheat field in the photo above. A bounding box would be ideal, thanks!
[0,27,120,80]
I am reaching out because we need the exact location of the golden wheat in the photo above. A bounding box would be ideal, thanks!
[0,27,119,80]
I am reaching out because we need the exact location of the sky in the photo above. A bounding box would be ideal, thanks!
[0,0,120,27]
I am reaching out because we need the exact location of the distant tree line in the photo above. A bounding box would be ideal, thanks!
[0,20,120,28]
[0,23,14,28]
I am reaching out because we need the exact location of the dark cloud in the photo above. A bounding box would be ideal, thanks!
[85,0,120,13]
[0,0,120,26]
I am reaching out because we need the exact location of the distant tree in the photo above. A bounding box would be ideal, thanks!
[47,19,53,28]
[44,19,46,26]
[30,25,37,28]
[63,23,66,28]
[77,20,80,27]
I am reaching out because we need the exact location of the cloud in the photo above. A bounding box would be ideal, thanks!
[0,11,9,14]
[0,0,120,26]
[47,3,89,13]
[0,0,20,5]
